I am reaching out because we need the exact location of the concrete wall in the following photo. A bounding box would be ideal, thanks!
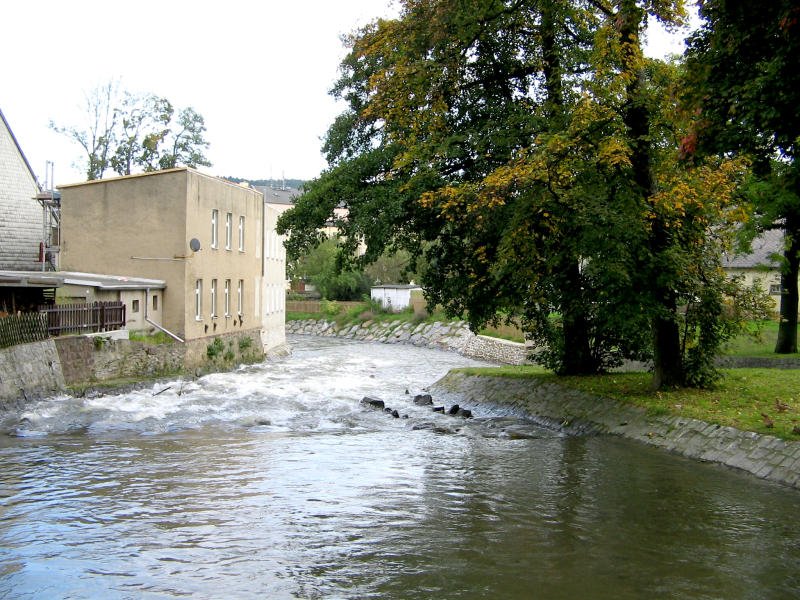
[0,340,65,409]
[726,267,783,316]
[261,204,286,352]
[59,169,266,343]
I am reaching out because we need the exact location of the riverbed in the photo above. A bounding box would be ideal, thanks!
[1,336,799,599]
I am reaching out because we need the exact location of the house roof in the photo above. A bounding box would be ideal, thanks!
[723,229,784,269]
[0,271,166,290]
[257,186,298,206]
[0,108,40,190]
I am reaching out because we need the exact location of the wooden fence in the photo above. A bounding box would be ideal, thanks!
[38,301,126,337]
[0,312,49,349]
[286,300,367,314]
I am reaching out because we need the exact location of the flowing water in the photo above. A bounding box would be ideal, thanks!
[1,336,799,599]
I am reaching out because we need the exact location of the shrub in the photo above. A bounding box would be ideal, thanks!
[206,337,224,359]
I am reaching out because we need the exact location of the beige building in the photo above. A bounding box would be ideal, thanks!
[723,229,785,316]
[59,168,285,353]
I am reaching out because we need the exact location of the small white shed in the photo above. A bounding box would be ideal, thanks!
[370,284,422,313]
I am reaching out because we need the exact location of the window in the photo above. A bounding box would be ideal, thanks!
[132,299,140,313]
[770,284,783,295]
[211,209,219,249]
[152,295,158,311]
[224,279,231,317]
[237,279,243,315]
[211,279,218,318]
[225,212,232,250]
[195,280,203,320]
[238,216,245,251]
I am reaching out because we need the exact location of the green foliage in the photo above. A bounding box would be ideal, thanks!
[320,299,341,317]
[685,0,800,354]
[238,336,253,351]
[289,237,372,301]
[50,80,211,180]
[129,330,174,345]
[206,337,224,359]
[279,0,764,388]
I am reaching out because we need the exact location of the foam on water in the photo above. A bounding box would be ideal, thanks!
[3,336,491,437]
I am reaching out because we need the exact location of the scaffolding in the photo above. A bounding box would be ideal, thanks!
[35,161,60,272]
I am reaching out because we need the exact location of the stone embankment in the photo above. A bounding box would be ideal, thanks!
[431,371,800,490]
[286,318,528,365]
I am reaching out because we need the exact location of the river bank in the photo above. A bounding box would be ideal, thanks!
[430,371,800,490]
[287,319,800,490]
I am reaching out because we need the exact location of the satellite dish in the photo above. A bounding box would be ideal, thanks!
[189,238,201,252]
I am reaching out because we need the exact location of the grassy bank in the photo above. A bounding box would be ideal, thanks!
[455,365,800,441]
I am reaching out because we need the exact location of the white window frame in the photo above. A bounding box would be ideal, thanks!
[238,215,245,251]
[210,279,218,318]
[224,279,231,317]
[211,209,219,249]
[225,212,232,250]
[237,279,243,316]
[195,280,203,320]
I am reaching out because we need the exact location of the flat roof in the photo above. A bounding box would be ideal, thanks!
[0,271,166,290]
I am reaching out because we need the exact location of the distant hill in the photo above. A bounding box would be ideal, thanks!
[223,176,307,190]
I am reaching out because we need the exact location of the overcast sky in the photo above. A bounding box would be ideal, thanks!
[2,0,692,189]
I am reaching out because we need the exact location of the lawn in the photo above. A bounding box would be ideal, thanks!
[722,320,800,358]
[455,365,800,440]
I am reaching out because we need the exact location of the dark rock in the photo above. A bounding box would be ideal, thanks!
[413,393,433,405]
[402,414,409,419]
[455,408,472,418]
[448,404,460,415]
[384,407,393,413]
[361,396,385,409]
[391,410,400,418]
[433,406,445,413]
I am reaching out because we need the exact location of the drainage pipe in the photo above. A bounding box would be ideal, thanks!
[144,288,184,343]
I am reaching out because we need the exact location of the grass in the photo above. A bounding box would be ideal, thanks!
[454,365,800,440]
[287,302,461,329]
[722,320,800,358]
[129,330,176,345]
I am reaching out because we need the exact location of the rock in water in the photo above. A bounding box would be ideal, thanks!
[361,396,385,410]
[413,393,433,405]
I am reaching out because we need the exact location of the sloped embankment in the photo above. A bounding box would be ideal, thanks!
[431,371,800,490]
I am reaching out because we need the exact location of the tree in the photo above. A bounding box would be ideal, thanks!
[684,0,800,353]
[110,92,172,176]
[291,237,372,301]
[50,81,119,180]
[280,0,758,388]
[52,83,212,180]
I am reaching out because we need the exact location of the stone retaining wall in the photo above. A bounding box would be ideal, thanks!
[286,318,529,364]
[431,371,800,490]
[0,340,65,410]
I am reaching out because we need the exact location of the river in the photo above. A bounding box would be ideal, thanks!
[1,335,799,599]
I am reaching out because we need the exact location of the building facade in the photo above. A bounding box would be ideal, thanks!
[59,168,285,352]
[0,109,44,271]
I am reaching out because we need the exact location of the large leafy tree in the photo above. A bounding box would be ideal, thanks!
[280,0,760,387]
[685,0,800,353]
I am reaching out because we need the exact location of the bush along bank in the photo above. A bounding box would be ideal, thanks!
[286,318,529,365]
[431,371,800,490]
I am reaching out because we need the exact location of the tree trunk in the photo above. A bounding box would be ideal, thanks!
[775,218,799,353]
[560,260,596,375]
[616,0,684,388]
[652,297,684,389]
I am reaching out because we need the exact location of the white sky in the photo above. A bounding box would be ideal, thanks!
[2,0,693,189]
